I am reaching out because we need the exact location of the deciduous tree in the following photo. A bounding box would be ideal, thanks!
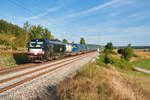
[62,39,68,43]
[80,37,86,44]
[104,42,114,53]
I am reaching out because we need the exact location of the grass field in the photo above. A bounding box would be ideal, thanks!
[120,69,150,100]
[119,69,150,77]
[132,59,150,70]
[57,62,143,100]
[55,50,150,100]
[134,50,150,59]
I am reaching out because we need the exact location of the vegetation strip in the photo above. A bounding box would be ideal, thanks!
[0,53,92,93]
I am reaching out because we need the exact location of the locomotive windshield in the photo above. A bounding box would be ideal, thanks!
[29,41,44,48]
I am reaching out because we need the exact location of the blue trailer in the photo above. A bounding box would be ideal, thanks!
[71,44,79,52]
[79,44,87,52]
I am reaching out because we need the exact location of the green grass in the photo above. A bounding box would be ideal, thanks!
[0,55,16,68]
[143,49,150,52]
[119,69,150,77]
[0,52,28,69]
[96,52,132,69]
[132,59,150,70]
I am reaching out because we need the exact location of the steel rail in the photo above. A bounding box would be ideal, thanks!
[0,52,94,93]
[0,54,85,84]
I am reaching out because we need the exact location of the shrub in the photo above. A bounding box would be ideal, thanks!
[108,57,132,69]
[117,45,134,61]
[117,48,125,54]
[96,53,107,67]
[122,44,133,61]
[104,42,114,54]
[97,52,132,69]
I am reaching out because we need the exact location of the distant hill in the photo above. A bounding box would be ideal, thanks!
[115,46,150,49]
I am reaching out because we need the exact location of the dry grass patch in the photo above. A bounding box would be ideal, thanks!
[122,73,150,100]
[56,62,143,100]
[134,50,150,59]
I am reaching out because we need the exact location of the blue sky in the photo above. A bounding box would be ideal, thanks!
[0,0,150,46]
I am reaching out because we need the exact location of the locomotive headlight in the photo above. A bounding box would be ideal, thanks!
[37,53,43,55]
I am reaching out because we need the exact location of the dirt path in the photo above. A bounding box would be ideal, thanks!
[133,67,150,74]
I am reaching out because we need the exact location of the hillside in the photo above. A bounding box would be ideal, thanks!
[0,19,28,48]
[0,19,53,49]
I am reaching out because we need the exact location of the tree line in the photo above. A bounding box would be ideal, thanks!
[0,19,87,50]
[0,20,55,49]
[62,37,86,45]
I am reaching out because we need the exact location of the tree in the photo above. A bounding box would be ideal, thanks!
[30,25,42,39]
[0,19,54,49]
[23,21,30,48]
[42,28,53,40]
[122,44,133,61]
[28,24,53,40]
[80,37,86,44]
[51,38,61,42]
[104,42,114,53]
[24,21,30,32]
[62,39,68,43]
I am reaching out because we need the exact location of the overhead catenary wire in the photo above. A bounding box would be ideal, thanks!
[7,0,58,26]
[7,0,72,41]
[8,0,35,15]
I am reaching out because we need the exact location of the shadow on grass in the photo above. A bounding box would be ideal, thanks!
[13,53,28,65]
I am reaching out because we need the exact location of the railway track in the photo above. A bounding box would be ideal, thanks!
[0,52,96,93]
[0,55,75,75]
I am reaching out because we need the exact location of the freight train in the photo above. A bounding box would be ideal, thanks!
[28,39,100,62]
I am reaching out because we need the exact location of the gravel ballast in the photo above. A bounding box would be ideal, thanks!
[0,52,98,100]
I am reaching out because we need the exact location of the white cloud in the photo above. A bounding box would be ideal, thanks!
[25,5,64,20]
[63,0,133,19]
[84,0,119,13]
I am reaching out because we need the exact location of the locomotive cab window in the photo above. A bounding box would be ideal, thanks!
[29,41,44,48]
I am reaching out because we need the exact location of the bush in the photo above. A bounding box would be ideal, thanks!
[122,44,133,61]
[107,56,132,69]
[117,45,134,61]
[104,42,114,54]
[117,48,125,54]
[97,52,132,69]
[96,53,107,67]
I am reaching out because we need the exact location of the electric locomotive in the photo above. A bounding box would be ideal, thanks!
[28,39,66,62]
